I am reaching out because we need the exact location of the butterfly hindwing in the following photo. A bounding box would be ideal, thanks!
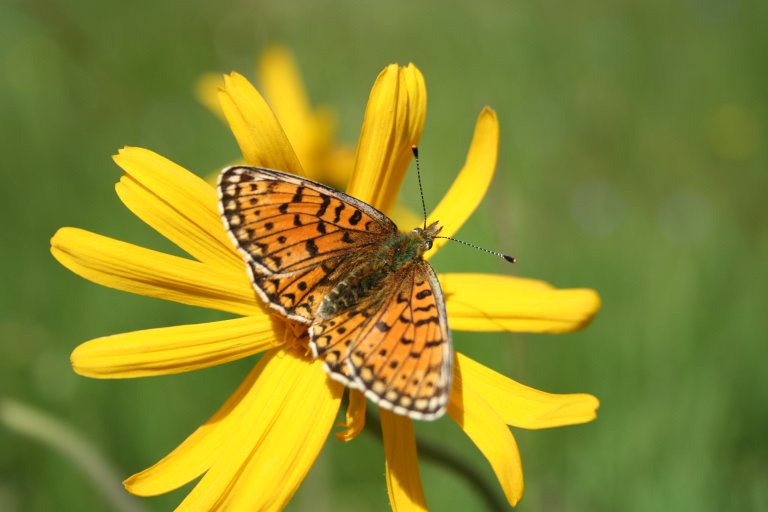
[309,261,452,420]
[245,255,349,324]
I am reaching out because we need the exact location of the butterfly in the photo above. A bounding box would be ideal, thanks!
[218,166,452,420]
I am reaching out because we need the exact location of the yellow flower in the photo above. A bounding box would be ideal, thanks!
[51,64,601,510]
[197,45,355,190]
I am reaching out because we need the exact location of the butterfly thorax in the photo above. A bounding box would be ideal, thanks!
[317,222,442,319]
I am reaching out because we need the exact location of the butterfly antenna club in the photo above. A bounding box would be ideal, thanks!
[411,145,428,230]
[434,236,517,264]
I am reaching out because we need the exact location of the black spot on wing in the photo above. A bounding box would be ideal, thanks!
[414,316,439,326]
[306,239,319,257]
[317,194,331,216]
[333,203,345,223]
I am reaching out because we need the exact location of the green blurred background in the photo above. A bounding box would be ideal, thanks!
[1,0,766,510]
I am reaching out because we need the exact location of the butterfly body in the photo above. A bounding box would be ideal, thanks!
[319,227,437,318]
[219,166,451,420]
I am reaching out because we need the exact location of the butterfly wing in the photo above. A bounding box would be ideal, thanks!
[218,166,397,323]
[309,261,453,420]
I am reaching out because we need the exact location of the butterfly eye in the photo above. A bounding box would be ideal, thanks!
[425,240,433,250]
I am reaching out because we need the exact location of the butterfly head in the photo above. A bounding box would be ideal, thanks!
[412,221,443,253]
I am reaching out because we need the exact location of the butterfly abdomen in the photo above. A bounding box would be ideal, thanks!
[319,260,389,318]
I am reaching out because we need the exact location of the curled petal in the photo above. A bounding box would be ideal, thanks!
[448,368,524,507]
[426,108,499,257]
[347,64,426,212]
[335,390,366,442]
[175,348,343,511]
[51,228,259,317]
[71,315,282,378]
[381,411,428,511]
[219,72,304,175]
[439,273,601,333]
[113,147,242,271]
[456,353,599,429]
[125,362,264,496]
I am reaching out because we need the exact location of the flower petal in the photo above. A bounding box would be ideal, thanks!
[439,273,601,333]
[335,390,366,442]
[426,108,499,257]
[389,203,423,231]
[124,362,264,496]
[258,45,313,161]
[175,348,343,511]
[347,64,426,212]
[219,72,304,175]
[51,227,259,316]
[195,72,225,120]
[448,367,524,507]
[381,411,428,511]
[71,316,281,379]
[457,353,599,429]
[112,147,242,272]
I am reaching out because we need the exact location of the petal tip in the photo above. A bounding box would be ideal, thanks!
[480,105,498,118]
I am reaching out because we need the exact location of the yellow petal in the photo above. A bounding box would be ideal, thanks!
[335,390,366,442]
[219,72,304,175]
[347,64,426,212]
[426,108,499,256]
[125,362,264,496]
[448,372,524,507]
[112,147,242,272]
[389,203,423,231]
[71,315,282,378]
[319,144,356,189]
[457,353,598,429]
[51,227,259,316]
[381,411,428,511]
[439,273,601,333]
[195,72,225,120]
[175,348,343,511]
[258,45,312,161]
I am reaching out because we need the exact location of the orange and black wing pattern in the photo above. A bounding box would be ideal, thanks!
[309,261,452,420]
[218,166,396,323]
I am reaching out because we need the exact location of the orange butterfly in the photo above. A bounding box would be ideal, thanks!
[219,166,451,420]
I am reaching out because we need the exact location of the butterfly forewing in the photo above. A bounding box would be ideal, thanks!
[219,166,396,323]
[309,262,452,420]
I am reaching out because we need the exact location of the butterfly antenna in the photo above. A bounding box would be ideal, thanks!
[411,146,428,230]
[434,236,517,263]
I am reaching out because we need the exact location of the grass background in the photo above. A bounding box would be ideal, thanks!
[1,0,766,510]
